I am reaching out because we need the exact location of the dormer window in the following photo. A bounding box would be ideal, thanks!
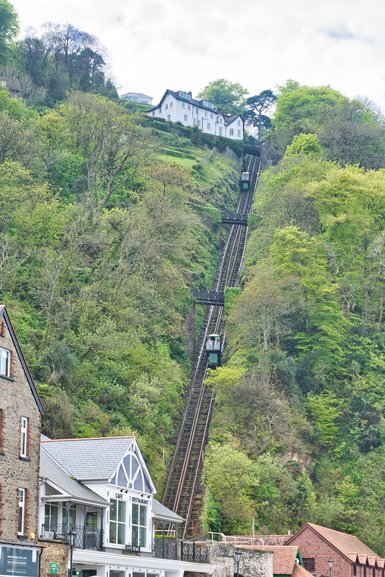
[0,348,10,377]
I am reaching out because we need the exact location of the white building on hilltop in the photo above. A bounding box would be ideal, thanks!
[121,92,153,105]
[148,90,244,140]
[39,436,213,577]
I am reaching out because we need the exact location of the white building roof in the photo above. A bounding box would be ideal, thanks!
[41,436,136,481]
[40,447,108,505]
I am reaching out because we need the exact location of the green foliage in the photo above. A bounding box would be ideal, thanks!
[203,89,385,549]
[0,83,240,484]
[198,78,248,115]
[285,133,324,158]
[0,0,18,64]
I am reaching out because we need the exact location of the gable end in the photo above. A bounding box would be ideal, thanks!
[0,306,44,414]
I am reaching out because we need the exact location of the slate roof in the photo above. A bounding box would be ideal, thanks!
[287,523,384,565]
[148,89,243,123]
[152,499,184,523]
[224,114,242,126]
[240,545,300,575]
[40,447,107,505]
[41,436,135,481]
[148,89,220,114]
[0,305,44,413]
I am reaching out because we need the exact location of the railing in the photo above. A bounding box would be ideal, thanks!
[40,524,104,551]
[153,538,209,563]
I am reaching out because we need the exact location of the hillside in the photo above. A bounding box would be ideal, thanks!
[202,83,385,553]
[0,85,241,486]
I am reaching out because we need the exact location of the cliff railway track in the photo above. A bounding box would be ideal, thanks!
[162,154,261,539]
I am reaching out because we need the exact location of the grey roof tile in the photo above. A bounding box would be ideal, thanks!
[40,448,107,505]
[41,437,135,481]
[152,499,184,523]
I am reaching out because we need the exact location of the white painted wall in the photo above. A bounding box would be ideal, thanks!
[225,117,244,140]
[149,92,243,140]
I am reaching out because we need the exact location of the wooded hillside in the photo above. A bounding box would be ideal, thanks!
[203,82,385,553]
[0,1,243,487]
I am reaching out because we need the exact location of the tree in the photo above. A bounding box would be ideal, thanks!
[319,99,385,169]
[61,91,151,205]
[245,89,276,138]
[273,82,345,148]
[0,0,18,64]
[198,78,248,115]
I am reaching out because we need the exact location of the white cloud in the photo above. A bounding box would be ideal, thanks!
[10,0,385,110]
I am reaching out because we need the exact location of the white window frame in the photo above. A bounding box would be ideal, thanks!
[44,501,59,532]
[0,348,10,377]
[20,416,28,458]
[184,114,188,122]
[131,503,147,548]
[18,488,25,535]
[109,499,126,545]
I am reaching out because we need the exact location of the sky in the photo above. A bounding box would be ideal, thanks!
[10,0,385,111]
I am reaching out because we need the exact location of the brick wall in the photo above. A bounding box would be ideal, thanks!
[288,528,352,577]
[39,539,69,577]
[0,319,41,543]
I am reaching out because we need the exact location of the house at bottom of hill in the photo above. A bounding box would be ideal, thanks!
[286,523,385,577]
[39,436,213,577]
[147,90,244,140]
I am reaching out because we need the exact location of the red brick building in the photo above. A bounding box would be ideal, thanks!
[286,523,385,577]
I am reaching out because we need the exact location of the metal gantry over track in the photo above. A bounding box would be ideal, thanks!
[162,154,261,539]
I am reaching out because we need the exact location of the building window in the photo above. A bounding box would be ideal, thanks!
[0,348,10,377]
[44,502,58,531]
[167,114,171,121]
[170,102,173,108]
[229,128,234,136]
[184,114,188,122]
[303,559,315,573]
[188,104,191,110]
[63,503,76,530]
[165,104,168,110]
[132,503,147,548]
[238,130,241,137]
[182,102,185,108]
[152,111,155,116]
[20,417,28,458]
[109,499,126,545]
[18,488,26,535]
[207,123,211,130]
[210,113,213,119]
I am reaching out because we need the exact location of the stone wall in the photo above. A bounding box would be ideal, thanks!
[209,543,273,577]
[39,539,69,577]
[0,315,41,543]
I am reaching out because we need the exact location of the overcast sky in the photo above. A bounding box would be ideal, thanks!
[10,0,385,111]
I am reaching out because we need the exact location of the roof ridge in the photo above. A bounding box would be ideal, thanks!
[42,435,135,443]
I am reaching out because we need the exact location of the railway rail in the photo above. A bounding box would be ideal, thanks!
[162,154,261,538]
